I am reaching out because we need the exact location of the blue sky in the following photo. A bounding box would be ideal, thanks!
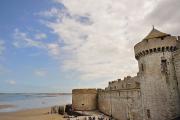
[0,0,79,93]
[0,0,179,93]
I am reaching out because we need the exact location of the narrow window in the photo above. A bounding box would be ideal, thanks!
[150,49,153,53]
[161,58,169,83]
[141,64,144,71]
[162,47,165,52]
[161,59,167,73]
[147,109,151,118]
[153,48,156,52]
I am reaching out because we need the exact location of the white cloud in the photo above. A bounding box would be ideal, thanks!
[13,29,61,58]
[25,0,180,86]
[13,29,45,48]
[47,43,61,57]
[144,0,180,35]
[6,80,16,85]
[34,69,48,77]
[38,0,161,81]
[34,33,47,40]
[37,7,60,17]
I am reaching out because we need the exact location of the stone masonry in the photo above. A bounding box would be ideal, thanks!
[72,89,97,111]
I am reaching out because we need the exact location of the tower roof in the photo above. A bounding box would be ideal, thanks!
[143,27,170,40]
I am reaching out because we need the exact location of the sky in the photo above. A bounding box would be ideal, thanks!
[0,0,180,93]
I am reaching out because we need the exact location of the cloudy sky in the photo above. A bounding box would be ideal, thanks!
[0,0,179,93]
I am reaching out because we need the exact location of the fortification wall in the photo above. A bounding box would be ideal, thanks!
[72,89,97,111]
[174,39,180,94]
[107,76,140,90]
[98,89,141,120]
[98,77,142,120]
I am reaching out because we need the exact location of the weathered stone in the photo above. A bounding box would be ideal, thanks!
[98,76,142,120]
[51,105,65,115]
[72,89,97,111]
[135,28,180,120]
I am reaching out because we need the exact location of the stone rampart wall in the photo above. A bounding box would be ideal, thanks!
[107,76,140,91]
[98,88,142,120]
[72,89,97,111]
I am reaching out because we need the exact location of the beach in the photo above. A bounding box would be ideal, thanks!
[0,107,64,120]
[0,93,71,120]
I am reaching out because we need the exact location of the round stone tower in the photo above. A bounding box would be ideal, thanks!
[134,28,180,120]
[72,89,97,111]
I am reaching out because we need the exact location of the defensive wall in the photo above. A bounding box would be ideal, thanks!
[98,76,142,120]
[72,89,97,111]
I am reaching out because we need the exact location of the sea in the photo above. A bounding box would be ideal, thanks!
[0,93,72,112]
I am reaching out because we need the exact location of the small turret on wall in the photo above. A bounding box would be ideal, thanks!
[72,89,97,111]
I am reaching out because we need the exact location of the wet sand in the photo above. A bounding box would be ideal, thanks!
[0,107,64,120]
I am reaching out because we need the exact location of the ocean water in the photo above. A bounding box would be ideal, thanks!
[0,93,72,112]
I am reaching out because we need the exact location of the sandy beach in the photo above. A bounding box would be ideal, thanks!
[0,107,64,120]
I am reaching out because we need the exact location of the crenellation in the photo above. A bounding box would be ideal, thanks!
[107,76,140,91]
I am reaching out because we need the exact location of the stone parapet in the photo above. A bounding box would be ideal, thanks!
[72,89,97,94]
[134,36,177,60]
[107,76,140,90]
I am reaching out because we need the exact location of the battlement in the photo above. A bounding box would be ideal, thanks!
[134,28,177,60]
[72,89,97,94]
[107,76,140,91]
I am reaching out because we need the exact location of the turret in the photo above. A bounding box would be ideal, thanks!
[134,28,180,120]
[134,28,177,60]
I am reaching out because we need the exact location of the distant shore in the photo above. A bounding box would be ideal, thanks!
[0,107,64,120]
[0,104,15,110]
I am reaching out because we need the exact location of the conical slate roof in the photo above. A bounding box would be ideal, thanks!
[143,28,170,40]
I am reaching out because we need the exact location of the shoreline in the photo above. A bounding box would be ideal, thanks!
[0,104,15,110]
[0,107,64,120]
